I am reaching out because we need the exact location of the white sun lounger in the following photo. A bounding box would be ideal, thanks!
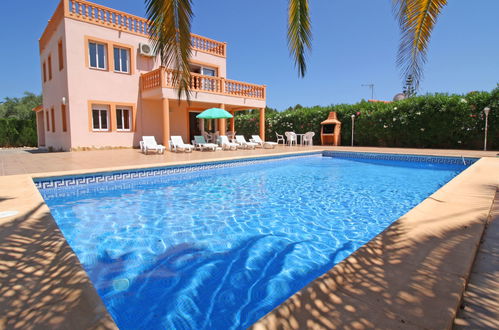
[235,135,258,149]
[170,136,194,152]
[193,135,218,151]
[218,135,238,150]
[251,135,278,149]
[141,136,166,154]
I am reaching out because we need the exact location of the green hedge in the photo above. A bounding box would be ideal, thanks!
[235,87,499,150]
[0,118,37,147]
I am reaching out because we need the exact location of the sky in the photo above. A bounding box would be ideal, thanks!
[0,0,498,110]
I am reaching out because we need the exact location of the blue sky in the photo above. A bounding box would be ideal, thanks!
[0,0,497,110]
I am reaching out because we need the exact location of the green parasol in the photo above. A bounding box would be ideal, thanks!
[196,108,233,119]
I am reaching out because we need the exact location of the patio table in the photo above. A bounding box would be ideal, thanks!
[295,133,305,146]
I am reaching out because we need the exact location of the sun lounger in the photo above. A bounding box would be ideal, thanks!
[250,135,278,149]
[193,136,218,151]
[218,135,238,150]
[235,135,258,149]
[170,136,194,152]
[141,136,166,154]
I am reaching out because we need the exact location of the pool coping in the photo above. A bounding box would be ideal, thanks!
[0,149,498,329]
[34,151,477,191]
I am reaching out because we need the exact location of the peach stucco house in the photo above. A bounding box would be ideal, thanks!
[35,0,266,151]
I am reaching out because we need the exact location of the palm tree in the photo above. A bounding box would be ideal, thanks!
[393,0,447,90]
[144,0,447,97]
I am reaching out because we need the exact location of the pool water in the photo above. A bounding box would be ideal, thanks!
[39,155,469,329]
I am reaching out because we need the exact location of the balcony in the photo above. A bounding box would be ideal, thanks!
[41,0,226,57]
[141,67,266,102]
[67,0,226,56]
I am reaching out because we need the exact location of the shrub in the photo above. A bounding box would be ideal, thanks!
[0,118,37,147]
[235,86,499,150]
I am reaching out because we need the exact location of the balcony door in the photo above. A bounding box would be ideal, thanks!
[201,67,215,76]
[190,64,217,91]
[201,67,216,91]
[189,111,202,142]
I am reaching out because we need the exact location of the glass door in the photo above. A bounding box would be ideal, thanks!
[201,68,216,76]
[201,67,216,91]
[189,112,202,143]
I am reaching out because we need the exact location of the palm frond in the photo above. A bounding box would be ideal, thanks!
[394,0,447,90]
[288,0,312,77]
[145,0,193,100]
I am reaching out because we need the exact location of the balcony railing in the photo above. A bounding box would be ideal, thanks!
[64,0,226,57]
[142,68,266,100]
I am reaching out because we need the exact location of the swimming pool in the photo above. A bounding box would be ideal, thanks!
[37,152,474,329]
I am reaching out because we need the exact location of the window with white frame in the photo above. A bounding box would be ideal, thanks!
[89,42,107,70]
[91,105,109,131]
[113,47,130,73]
[116,107,132,131]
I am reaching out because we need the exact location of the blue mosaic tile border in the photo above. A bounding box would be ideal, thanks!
[34,152,322,190]
[322,151,478,166]
[34,151,478,191]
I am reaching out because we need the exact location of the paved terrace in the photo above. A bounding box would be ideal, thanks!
[0,146,498,329]
[0,146,496,176]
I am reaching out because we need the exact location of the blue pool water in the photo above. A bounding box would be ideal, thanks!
[39,154,469,329]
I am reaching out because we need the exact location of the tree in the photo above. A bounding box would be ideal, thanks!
[0,92,42,120]
[145,0,447,96]
[234,106,278,116]
[403,75,417,98]
[265,106,278,114]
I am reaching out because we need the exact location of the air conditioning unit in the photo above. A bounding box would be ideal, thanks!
[139,43,155,57]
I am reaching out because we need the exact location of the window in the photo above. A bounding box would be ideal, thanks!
[89,42,107,70]
[51,107,55,132]
[116,107,132,131]
[48,55,52,80]
[61,104,67,132]
[91,105,109,131]
[46,110,50,131]
[58,40,64,71]
[113,47,130,73]
[42,62,47,82]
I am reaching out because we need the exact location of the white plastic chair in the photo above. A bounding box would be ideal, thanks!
[251,135,278,149]
[303,132,315,146]
[218,135,238,150]
[170,136,194,152]
[276,133,285,145]
[141,136,166,154]
[235,135,258,149]
[284,132,297,146]
[193,136,218,151]
[206,131,219,144]
[202,131,211,143]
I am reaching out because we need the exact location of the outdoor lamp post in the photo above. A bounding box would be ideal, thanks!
[351,114,355,146]
[483,107,491,151]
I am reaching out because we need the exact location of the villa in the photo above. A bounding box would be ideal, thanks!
[1,0,497,329]
[34,0,266,151]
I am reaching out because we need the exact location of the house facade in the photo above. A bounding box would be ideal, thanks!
[35,0,266,151]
